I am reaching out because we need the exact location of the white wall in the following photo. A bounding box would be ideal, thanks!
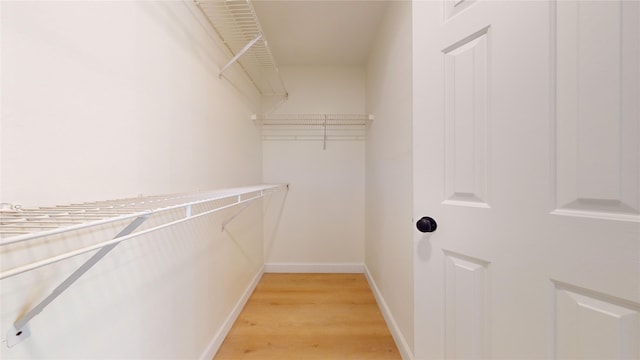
[1,1,268,358]
[365,1,414,354]
[263,66,365,267]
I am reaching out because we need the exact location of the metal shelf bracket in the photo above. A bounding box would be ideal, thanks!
[221,202,251,232]
[218,33,263,78]
[5,215,150,348]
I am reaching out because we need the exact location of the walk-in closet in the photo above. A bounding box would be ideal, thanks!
[2,1,639,359]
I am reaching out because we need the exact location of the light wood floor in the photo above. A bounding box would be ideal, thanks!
[214,273,401,360]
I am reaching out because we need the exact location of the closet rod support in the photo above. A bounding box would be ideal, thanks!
[221,202,251,232]
[218,33,263,77]
[5,215,150,348]
[221,190,269,232]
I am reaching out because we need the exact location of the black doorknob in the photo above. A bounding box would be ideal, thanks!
[416,217,437,233]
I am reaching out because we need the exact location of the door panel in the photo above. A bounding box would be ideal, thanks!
[444,251,490,359]
[553,0,640,221]
[444,27,490,207]
[554,281,640,359]
[413,1,640,359]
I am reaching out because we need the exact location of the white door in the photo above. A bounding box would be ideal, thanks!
[413,1,640,359]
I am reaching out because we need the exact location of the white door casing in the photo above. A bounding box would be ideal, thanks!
[413,1,640,359]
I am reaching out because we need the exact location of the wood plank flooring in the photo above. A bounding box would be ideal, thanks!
[214,273,401,360]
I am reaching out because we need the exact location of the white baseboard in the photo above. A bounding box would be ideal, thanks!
[199,265,265,360]
[364,265,414,360]
[264,262,365,273]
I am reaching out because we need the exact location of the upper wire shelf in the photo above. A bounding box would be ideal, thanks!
[253,113,374,126]
[252,114,374,146]
[195,0,287,97]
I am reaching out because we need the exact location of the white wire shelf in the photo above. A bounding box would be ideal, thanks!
[0,184,288,278]
[195,0,287,97]
[252,114,374,146]
[0,184,288,348]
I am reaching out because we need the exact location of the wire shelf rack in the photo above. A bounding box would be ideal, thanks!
[0,184,287,278]
[0,184,288,347]
[195,0,287,97]
[252,114,374,146]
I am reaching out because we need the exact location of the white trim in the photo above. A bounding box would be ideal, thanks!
[199,266,265,360]
[364,265,414,360]
[264,262,365,273]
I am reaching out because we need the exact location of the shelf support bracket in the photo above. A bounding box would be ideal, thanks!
[5,215,150,348]
[221,202,251,232]
[221,192,264,232]
[218,33,263,78]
